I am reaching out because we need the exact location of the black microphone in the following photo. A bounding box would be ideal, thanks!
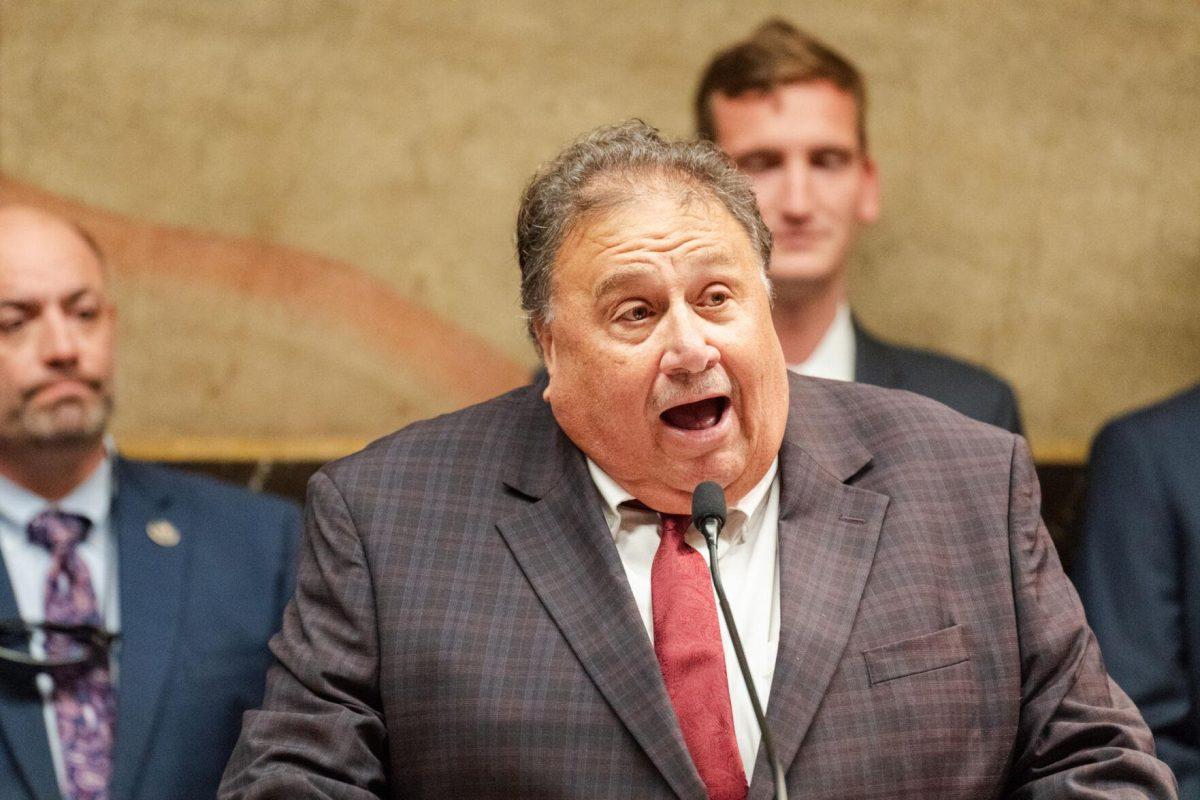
[692,481,788,800]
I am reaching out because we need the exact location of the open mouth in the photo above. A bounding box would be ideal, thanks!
[660,396,730,431]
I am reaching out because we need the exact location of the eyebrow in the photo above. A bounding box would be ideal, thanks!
[592,265,658,301]
[0,288,100,309]
[733,147,782,162]
[63,288,101,305]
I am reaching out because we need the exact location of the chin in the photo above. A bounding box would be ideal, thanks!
[677,451,745,491]
[21,400,111,445]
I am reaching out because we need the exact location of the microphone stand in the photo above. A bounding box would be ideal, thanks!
[698,516,788,800]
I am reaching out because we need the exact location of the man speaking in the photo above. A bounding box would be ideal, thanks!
[221,122,1174,798]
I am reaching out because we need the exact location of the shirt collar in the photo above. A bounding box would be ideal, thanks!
[586,456,780,544]
[790,301,856,382]
[0,453,114,532]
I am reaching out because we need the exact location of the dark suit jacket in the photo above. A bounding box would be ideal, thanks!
[854,321,1023,435]
[221,375,1172,799]
[1072,384,1200,799]
[0,458,301,800]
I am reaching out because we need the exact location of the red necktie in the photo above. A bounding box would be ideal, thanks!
[652,513,747,800]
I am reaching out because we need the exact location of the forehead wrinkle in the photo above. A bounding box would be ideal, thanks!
[583,199,736,255]
[598,229,728,259]
[590,241,738,303]
[574,180,729,250]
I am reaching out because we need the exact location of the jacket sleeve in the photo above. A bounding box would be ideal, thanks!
[219,470,388,799]
[275,500,303,620]
[1072,420,1200,797]
[1003,436,1177,798]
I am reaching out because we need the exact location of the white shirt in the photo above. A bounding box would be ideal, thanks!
[0,456,119,793]
[789,302,856,382]
[587,458,781,779]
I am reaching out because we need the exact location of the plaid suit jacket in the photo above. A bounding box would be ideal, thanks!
[220,374,1175,799]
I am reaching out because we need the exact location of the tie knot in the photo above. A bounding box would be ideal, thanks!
[28,510,91,554]
[659,513,692,541]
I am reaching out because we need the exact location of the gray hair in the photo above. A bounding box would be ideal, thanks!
[515,120,772,344]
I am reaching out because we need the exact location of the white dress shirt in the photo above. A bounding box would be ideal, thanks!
[790,302,856,382]
[586,458,781,779]
[0,456,119,792]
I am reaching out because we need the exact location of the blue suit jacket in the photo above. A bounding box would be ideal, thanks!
[0,458,301,800]
[1072,384,1200,798]
[854,321,1023,435]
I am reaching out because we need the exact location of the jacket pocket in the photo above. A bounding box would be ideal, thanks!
[863,624,969,685]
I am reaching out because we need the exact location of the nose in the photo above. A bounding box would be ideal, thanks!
[38,310,80,368]
[659,306,720,376]
[778,159,813,220]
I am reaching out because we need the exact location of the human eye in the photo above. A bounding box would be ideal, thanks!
[701,288,729,307]
[734,151,782,174]
[0,308,28,334]
[618,303,655,323]
[68,294,103,322]
[812,148,853,170]
[76,306,102,323]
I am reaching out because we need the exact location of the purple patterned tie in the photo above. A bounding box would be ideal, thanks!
[28,510,115,800]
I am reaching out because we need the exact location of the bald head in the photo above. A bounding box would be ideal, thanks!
[0,204,106,277]
[0,204,116,455]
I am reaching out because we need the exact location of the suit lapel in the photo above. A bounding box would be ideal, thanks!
[747,379,889,799]
[498,378,888,799]
[0,560,61,800]
[108,459,189,800]
[496,397,707,800]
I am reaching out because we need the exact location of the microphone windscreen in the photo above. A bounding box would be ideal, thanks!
[691,481,727,528]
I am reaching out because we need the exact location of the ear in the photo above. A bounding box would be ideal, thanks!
[857,155,881,224]
[535,321,555,401]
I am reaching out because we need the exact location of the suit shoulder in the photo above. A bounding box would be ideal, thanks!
[794,375,1017,464]
[857,328,1021,432]
[874,338,1015,397]
[320,382,543,489]
[117,458,301,522]
[1093,383,1200,458]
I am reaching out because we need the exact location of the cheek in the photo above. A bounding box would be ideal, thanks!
[748,175,781,212]
[0,359,25,409]
[94,337,117,370]
[821,177,868,222]
[0,350,34,387]
[79,323,117,370]
[552,357,654,439]
[725,321,786,402]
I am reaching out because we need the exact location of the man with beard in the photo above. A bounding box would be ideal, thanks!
[0,205,300,800]
[696,20,1022,434]
[221,122,1172,799]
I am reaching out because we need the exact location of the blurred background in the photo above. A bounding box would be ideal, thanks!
[1,1,1196,495]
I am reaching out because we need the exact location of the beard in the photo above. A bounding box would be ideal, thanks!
[0,390,113,448]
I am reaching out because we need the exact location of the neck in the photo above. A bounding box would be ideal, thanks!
[771,275,846,365]
[0,440,106,501]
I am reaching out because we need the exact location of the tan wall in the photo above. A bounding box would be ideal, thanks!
[1,1,1196,461]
